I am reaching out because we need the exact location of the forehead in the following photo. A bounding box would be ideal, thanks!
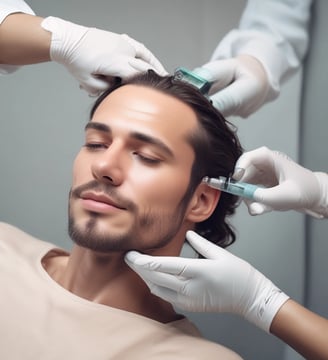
[91,84,199,144]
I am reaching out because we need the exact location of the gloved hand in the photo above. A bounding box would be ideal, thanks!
[125,230,289,332]
[233,146,328,218]
[193,54,270,118]
[41,16,167,96]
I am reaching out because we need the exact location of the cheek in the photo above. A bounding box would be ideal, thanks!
[71,153,90,186]
[131,167,191,208]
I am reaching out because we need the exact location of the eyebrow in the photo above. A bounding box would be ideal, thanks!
[130,132,174,158]
[85,122,110,133]
[85,121,174,158]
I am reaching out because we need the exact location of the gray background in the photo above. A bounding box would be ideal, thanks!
[0,1,327,359]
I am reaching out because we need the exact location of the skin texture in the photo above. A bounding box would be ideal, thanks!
[43,84,219,323]
[0,14,50,64]
[270,299,328,360]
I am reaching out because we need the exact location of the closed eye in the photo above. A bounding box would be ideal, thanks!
[133,152,161,165]
[84,143,108,150]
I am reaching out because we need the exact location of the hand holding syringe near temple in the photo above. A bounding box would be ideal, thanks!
[203,146,327,219]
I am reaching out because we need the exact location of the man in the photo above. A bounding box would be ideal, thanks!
[0,71,242,359]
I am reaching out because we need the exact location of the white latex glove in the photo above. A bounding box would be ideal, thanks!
[125,231,289,332]
[41,16,167,96]
[193,55,270,118]
[233,146,328,218]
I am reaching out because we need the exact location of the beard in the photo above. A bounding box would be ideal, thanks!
[68,180,191,253]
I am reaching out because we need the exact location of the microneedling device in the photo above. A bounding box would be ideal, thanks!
[173,67,212,95]
[203,176,260,201]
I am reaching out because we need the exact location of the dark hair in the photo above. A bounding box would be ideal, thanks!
[90,71,243,248]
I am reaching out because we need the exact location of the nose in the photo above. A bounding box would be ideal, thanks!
[91,141,125,186]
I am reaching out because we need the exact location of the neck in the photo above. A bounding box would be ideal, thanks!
[45,245,181,323]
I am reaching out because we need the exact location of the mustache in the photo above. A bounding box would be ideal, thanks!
[70,180,136,211]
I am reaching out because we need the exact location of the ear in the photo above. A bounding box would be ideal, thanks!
[186,182,221,223]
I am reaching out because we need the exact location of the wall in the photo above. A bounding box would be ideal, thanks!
[300,0,328,335]
[0,1,308,359]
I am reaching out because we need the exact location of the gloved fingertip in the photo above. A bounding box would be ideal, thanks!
[88,91,102,98]
[125,251,153,268]
[124,250,140,263]
[159,69,169,76]
[128,59,168,77]
[186,230,196,237]
[148,67,169,76]
[78,84,102,97]
[192,67,213,82]
[185,230,201,242]
[248,202,266,216]
[210,97,230,116]
[232,167,245,181]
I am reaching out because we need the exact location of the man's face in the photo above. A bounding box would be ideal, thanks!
[69,85,199,254]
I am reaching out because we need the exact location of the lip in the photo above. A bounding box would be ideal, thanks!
[80,191,126,213]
